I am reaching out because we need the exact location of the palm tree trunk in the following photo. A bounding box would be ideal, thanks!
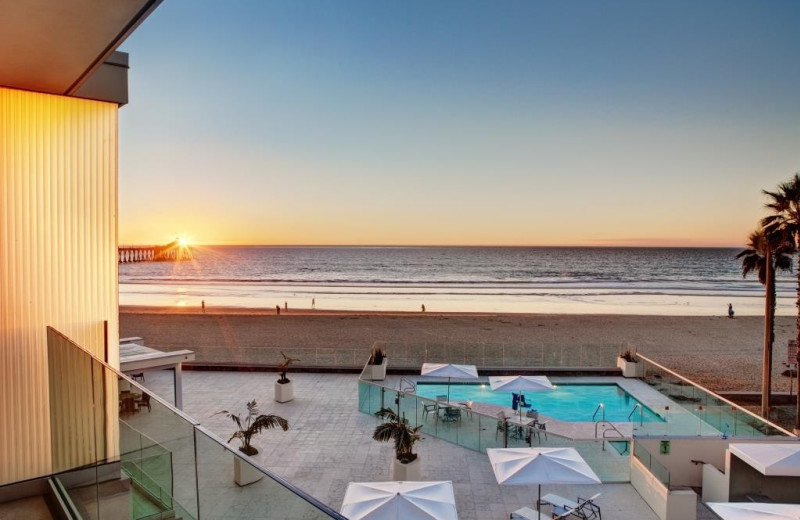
[762,249,773,418]
[796,239,800,432]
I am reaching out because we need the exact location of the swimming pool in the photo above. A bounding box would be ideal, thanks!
[416,382,664,423]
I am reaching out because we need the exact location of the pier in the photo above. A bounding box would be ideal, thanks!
[118,240,192,263]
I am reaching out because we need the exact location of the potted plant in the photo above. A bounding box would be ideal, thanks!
[373,407,423,481]
[362,344,388,381]
[617,348,642,378]
[215,400,289,485]
[275,351,299,403]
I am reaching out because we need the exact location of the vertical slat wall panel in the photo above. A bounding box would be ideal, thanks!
[0,87,119,485]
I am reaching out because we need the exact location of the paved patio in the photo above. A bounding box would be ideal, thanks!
[135,370,717,520]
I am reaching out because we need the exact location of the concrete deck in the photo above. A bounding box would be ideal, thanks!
[133,371,718,520]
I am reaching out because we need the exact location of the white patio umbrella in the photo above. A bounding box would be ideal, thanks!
[340,480,458,520]
[421,363,479,403]
[707,502,800,520]
[487,447,601,519]
[489,375,555,421]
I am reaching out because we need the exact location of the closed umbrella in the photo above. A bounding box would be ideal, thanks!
[489,375,555,421]
[707,502,800,520]
[340,480,458,520]
[421,363,479,403]
[487,447,601,519]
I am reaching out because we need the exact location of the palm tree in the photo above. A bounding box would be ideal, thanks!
[736,229,793,417]
[373,407,422,463]
[216,400,289,455]
[762,172,800,430]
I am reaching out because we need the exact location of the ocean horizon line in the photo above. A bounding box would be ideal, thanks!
[138,243,745,250]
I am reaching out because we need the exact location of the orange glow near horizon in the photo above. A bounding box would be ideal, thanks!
[117,179,771,249]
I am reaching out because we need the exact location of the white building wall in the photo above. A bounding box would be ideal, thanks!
[0,86,119,485]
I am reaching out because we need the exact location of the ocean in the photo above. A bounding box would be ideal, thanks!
[118,246,794,315]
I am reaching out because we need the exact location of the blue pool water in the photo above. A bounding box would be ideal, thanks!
[416,383,664,423]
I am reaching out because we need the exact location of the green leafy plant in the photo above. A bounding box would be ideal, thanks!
[277,351,300,384]
[620,348,637,362]
[373,407,422,464]
[215,400,288,455]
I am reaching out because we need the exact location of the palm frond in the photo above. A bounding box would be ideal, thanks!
[250,414,289,434]
[374,407,402,422]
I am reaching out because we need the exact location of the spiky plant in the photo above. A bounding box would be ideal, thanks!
[277,351,300,384]
[373,407,422,463]
[215,400,289,455]
[736,228,793,417]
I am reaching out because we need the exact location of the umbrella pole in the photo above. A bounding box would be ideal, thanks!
[448,376,451,403]
[538,484,542,519]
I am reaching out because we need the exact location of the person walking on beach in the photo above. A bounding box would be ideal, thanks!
[276,305,281,316]
[727,303,734,319]
[312,298,315,310]
[201,300,205,312]
[421,304,426,312]
[284,301,288,312]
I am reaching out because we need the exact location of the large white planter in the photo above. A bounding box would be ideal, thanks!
[275,380,294,403]
[234,456,264,486]
[617,357,642,378]
[362,358,388,381]
[391,457,421,481]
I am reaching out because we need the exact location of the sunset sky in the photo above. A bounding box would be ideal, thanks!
[118,0,800,247]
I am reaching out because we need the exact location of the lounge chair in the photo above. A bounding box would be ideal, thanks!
[510,507,575,519]
[539,493,601,520]
[510,506,546,519]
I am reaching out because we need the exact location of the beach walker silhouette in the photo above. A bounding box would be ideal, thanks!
[727,303,734,319]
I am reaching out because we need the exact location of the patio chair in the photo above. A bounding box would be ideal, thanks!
[442,406,461,423]
[496,411,508,440]
[532,420,548,441]
[135,392,151,412]
[422,402,438,419]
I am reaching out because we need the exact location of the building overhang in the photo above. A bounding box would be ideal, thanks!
[0,0,163,104]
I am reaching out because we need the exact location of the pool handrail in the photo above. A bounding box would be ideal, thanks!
[628,404,643,426]
[637,353,795,438]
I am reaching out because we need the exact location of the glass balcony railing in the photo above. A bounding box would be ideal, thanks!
[632,441,670,488]
[45,326,346,520]
[372,341,622,369]
[636,354,792,438]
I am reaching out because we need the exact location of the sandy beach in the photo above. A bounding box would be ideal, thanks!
[120,306,796,394]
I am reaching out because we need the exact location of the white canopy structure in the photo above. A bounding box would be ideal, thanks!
[729,443,800,476]
[707,502,800,520]
[340,481,458,520]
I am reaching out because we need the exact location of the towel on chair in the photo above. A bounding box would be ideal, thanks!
[511,393,519,410]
